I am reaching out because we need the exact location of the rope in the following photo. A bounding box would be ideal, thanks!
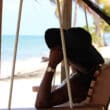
[8,0,23,109]
[56,0,73,108]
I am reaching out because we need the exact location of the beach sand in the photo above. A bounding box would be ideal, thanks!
[0,46,110,109]
[0,59,61,109]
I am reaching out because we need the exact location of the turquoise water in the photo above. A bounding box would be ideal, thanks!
[1,35,49,62]
[1,34,110,77]
[1,33,110,62]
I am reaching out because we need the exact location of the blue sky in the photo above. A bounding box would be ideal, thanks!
[2,0,93,35]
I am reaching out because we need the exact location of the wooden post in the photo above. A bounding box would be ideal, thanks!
[8,1,23,109]
[0,0,2,77]
[61,0,72,82]
[82,0,110,25]
[62,0,72,29]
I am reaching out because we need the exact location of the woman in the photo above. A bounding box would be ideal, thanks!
[35,28,104,108]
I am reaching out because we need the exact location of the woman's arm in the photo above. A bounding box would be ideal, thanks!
[35,46,93,108]
[35,47,69,108]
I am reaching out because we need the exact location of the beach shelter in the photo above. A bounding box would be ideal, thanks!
[0,0,110,110]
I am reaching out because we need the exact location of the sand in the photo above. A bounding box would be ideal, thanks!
[0,46,110,109]
[0,60,61,109]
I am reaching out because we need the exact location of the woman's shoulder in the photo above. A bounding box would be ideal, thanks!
[102,64,110,70]
[100,64,110,75]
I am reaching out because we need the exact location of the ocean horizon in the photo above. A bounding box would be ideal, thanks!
[2,35,49,62]
[1,35,50,78]
[2,33,110,61]
[1,34,110,78]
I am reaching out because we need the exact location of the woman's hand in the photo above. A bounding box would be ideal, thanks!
[48,47,63,68]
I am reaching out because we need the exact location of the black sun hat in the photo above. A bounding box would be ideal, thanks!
[45,27,104,71]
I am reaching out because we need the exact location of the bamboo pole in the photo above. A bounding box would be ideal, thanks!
[61,0,72,82]
[57,0,73,108]
[8,0,23,109]
[0,0,2,77]
[62,0,72,29]
[82,0,110,25]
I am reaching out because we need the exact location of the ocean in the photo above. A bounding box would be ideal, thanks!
[1,35,50,78]
[1,35,49,62]
[1,34,110,78]
[2,33,110,61]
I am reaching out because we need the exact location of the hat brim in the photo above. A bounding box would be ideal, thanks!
[67,45,104,70]
[45,28,92,49]
[88,45,104,64]
[45,28,62,49]
[45,28,104,70]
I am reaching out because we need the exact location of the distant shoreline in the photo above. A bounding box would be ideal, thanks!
[1,46,110,79]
